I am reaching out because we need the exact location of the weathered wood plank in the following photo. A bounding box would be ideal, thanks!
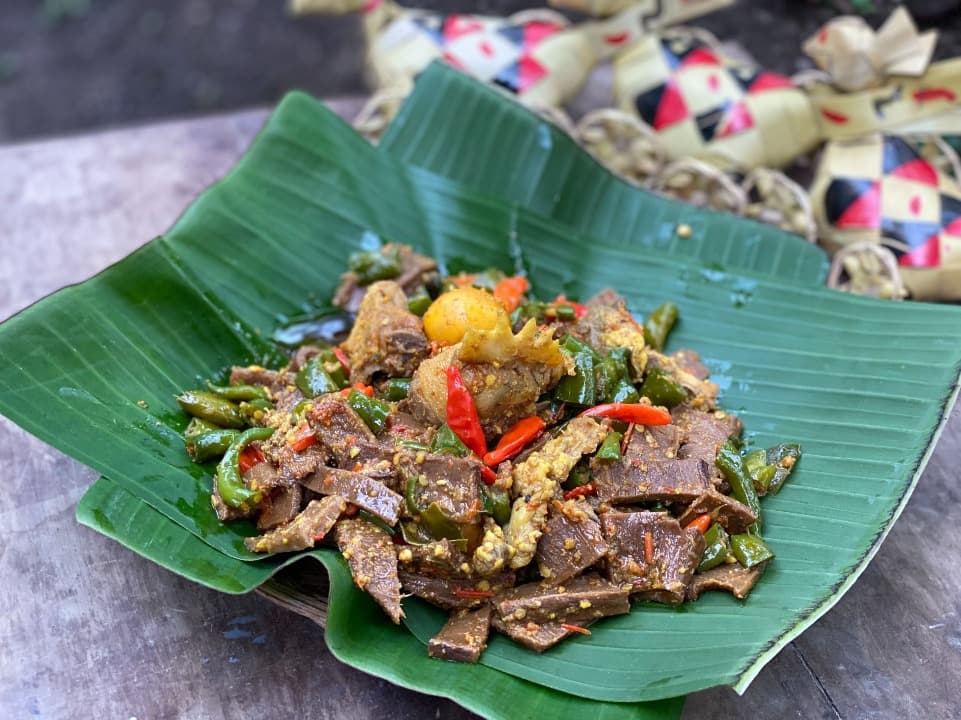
[1,102,959,719]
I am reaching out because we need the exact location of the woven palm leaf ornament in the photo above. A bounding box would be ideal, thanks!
[291,1,961,300]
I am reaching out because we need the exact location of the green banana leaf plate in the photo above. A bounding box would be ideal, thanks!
[2,65,961,720]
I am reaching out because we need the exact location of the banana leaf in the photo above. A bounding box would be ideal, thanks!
[381,63,828,285]
[2,71,961,716]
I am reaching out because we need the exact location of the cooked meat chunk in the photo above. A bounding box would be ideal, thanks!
[342,281,429,384]
[397,538,473,578]
[257,484,303,530]
[671,349,710,381]
[229,365,282,388]
[672,404,743,470]
[677,488,757,535]
[334,244,438,313]
[300,466,403,525]
[269,442,328,484]
[494,573,629,625]
[244,460,285,492]
[406,318,571,438]
[572,292,648,379]
[687,562,766,600]
[535,503,608,584]
[585,289,628,311]
[211,478,256,522]
[428,605,493,664]
[335,517,403,623]
[400,453,483,524]
[490,615,591,653]
[399,570,515,609]
[647,352,719,409]
[245,495,346,553]
[506,417,608,569]
[601,511,704,605]
[593,457,713,504]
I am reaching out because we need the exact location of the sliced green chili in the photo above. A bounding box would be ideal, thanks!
[407,293,432,317]
[430,423,469,457]
[765,443,802,494]
[400,519,434,545]
[295,355,340,398]
[346,389,390,435]
[643,301,679,351]
[177,390,246,428]
[206,382,270,402]
[396,439,429,452]
[348,247,401,285]
[554,335,596,406]
[239,397,274,424]
[638,368,687,408]
[716,440,762,534]
[184,418,240,463]
[562,460,592,490]
[358,509,396,536]
[404,472,468,547]
[482,486,512,525]
[216,426,275,509]
[385,378,412,401]
[698,523,731,572]
[730,533,775,569]
[596,431,623,461]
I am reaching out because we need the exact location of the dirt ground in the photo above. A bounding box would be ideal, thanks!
[1,0,960,142]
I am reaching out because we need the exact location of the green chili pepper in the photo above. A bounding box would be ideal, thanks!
[399,520,434,545]
[289,398,313,425]
[206,382,270,402]
[346,389,390,435]
[638,368,687,408]
[698,523,731,572]
[482,486,512,525]
[239,397,274,424]
[419,503,467,549]
[554,335,596,406]
[177,390,246,428]
[596,431,623,461]
[396,439,429,452]
[609,380,640,403]
[429,423,469,457]
[643,301,679,351]
[318,348,349,388]
[562,460,592,490]
[358,509,396,536]
[602,348,640,403]
[554,304,576,321]
[716,440,762,534]
[183,418,240,463]
[510,300,547,327]
[385,378,412,401]
[743,448,776,494]
[765,443,802,495]
[408,293,432,317]
[730,533,775,569]
[295,355,340,398]
[348,247,401,285]
[216,426,275,509]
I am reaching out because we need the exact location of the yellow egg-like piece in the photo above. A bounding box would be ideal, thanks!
[423,287,507,345]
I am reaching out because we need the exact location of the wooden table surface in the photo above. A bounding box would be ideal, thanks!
[2,103,960,720]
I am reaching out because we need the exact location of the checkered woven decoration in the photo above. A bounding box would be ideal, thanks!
[822,136,961,269]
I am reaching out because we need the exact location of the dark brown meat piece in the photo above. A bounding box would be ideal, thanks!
[334,517,403,623]
[229,365,281,388]
[245,495,346,553]
[333,244,438,313]
[534,506,608,584]
[428,605,493,663]
[671,349,710,381]
[400,453,483,524]
[257,484,303,530]
[342,280,429,384]
[211,479,256,522]
[672,405,743,467]
[494,573,630,625]
[600,511,704,605]
[585,288,628,310]
[399,570,516,610]
[571,296,647,379]
[300,466,403,525]
[310,394,376,458]
[687,562,766,600]
[490,614,587,653]
[676,488,757,535]
[244,461,285,491]
[593,457,713,504]
[270,443,328,484]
